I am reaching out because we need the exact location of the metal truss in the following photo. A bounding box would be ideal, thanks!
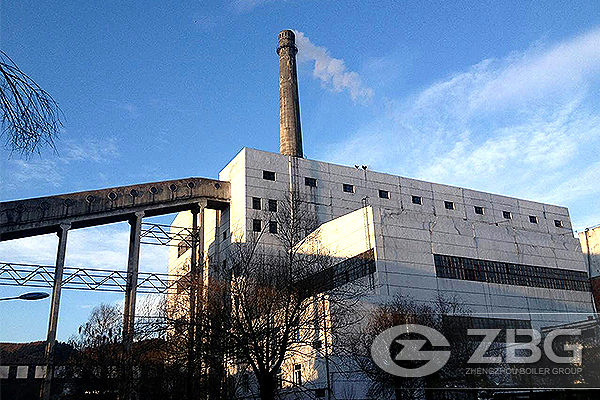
[0,223,196,294]
[140,222,196,247]
[0,262,187,294]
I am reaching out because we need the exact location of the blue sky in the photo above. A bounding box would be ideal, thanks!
[1,0,600,342]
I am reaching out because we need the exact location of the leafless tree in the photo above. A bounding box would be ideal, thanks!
[1,50,63,157]
[344,294,486,400]
[165,193,369,400]
[67,300,172,400]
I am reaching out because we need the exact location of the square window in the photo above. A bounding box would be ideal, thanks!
[554,219,563,228]
[474,206,484,215]
[343,183,354,193]
[268,199,277,212]
[263,171,276,181]
[444,201,455,210]
[315,388,326,398]
[252,197,261,210]
[294,364,302,385]
[503,211,512,219]
[269,221,278,234]
[412,195,422,205]
[252,219,262,232]
[305,177,317,187]
[529,215,538,224]
[379,190,390,199]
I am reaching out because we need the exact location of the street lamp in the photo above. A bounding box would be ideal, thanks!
[0,292,50,301]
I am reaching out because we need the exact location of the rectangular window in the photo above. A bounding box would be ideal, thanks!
[263,170,276,181]
[269,221,278,234]
[474,206,484,215]
[412,195,422,205]
[294,364,302,385]
[529,215,538,224]
[242,373,249,392]
[252,197,261,210]
[252,219,262,232]
[554,219,563,227]
[444,201,455,210]
[378,190,390,199]
[268,199,277,212]
[503,211,512,219]
[305,177,317,187]
[222,230,227,241]
[433,253,591,292]
[343,183,354,193]
[315,388,326,398]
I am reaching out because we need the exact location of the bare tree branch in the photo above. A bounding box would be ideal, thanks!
[0,50,63,157]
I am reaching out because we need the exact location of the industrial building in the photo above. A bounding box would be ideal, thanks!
[166,30,597,398]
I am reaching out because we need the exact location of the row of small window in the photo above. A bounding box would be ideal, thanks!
[265,170,565,227]
[443,316,532,342]
[252,219,278,234]
[304,249,376,293]
[434,254,591,292]
[262,170,391,199]
[411,196,564,227]
[444,315,532,331]
[252,197,277,211]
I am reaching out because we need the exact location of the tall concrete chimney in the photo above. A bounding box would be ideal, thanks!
[277,30,303,158]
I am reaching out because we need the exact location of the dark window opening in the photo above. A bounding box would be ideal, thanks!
[412,195,422,205]
[305,177,317,187]
[474,206,484,215]
[444,201,455,210]
[294,364,302,385]
[252,219,262,232]
[222,230,227,241]
[315,388,326,398]
[503,211,512,219]
[434,253,590,292]
[529,215,538,224]
[269,221,278,234]
[263,171,276,181]
[242,373,249,392]
[343,183,354,193]
[268,199,277,212]
[555,219,563,228]
[379,190,390,199]
[252,197,261,210]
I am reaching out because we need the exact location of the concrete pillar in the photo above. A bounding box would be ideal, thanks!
[41,223,70,400]
[278,29,303,158]
[187,204,204,400]
[123,211,144,345]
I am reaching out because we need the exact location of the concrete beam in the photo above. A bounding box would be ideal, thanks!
[0,177,229,241]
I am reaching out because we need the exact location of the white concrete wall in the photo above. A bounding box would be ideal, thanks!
[169,147,595,398]
[238,147,594,330]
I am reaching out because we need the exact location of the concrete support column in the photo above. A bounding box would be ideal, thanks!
[187,203,204,400]
[123,211,144,345]
[41,223,70,400]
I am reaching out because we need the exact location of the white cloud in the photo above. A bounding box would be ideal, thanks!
[294,31,374,103]
[10,159,63,188]
[63,137,120,163]
[324,27,600,228]
[0,223,169,274]
[233,0,277,12]
[2,137,121,195]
